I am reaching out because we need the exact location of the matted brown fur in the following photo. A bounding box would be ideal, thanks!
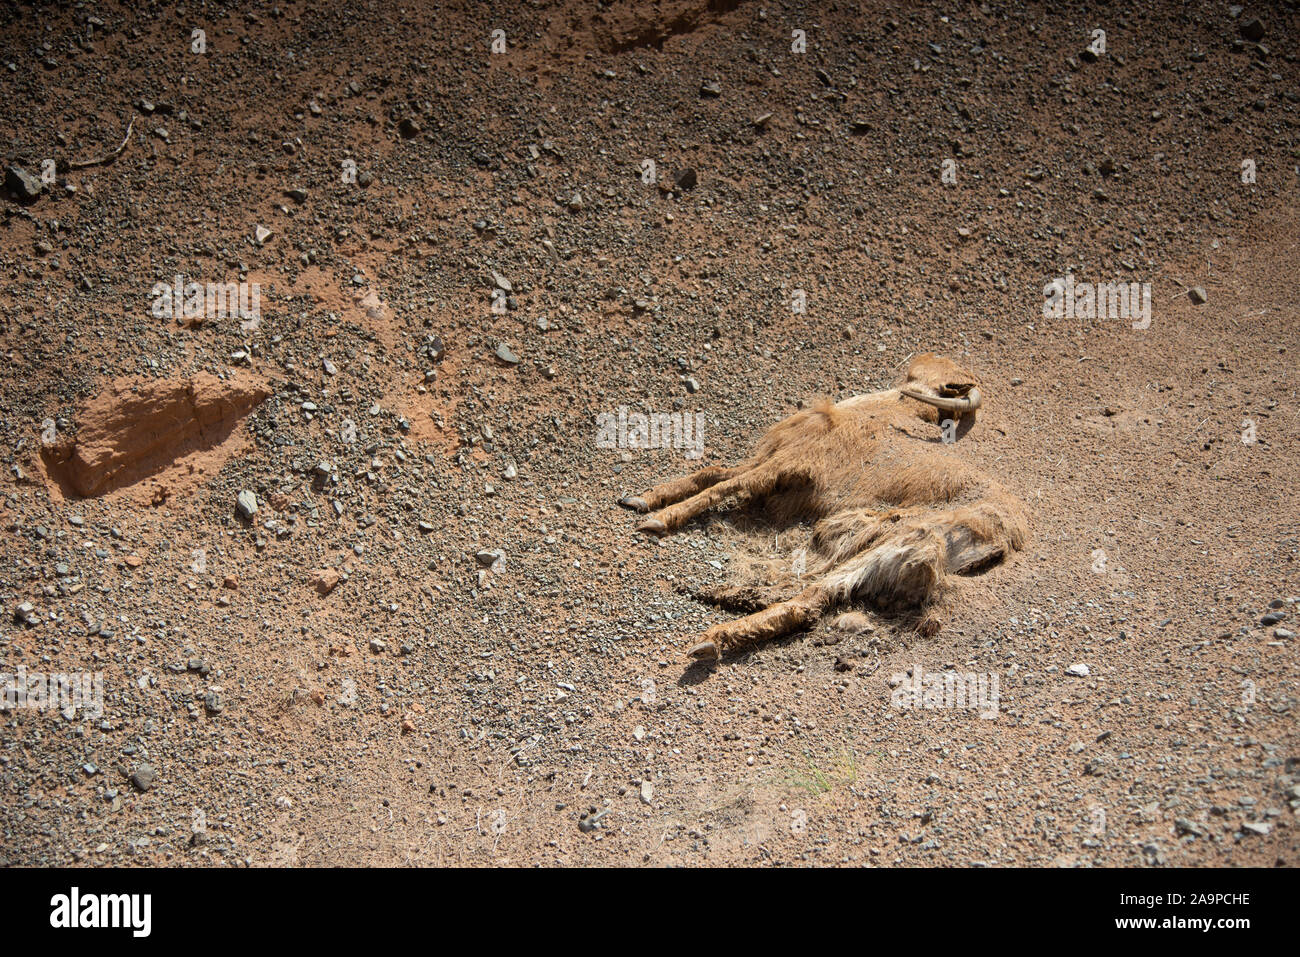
[620,354,1029,660]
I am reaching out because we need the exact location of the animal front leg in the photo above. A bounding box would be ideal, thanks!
[638,464,785,535]
[688,584,830,660]
[618,465,745,513]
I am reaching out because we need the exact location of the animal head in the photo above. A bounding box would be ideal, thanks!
[898,353,982,422]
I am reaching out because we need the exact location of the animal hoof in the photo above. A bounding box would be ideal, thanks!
[637,517,668,536]
[619,495,649,513]
[687,640,720,661]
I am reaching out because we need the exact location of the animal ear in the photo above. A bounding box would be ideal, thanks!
[902,354,981,406]
[903,353,944,387]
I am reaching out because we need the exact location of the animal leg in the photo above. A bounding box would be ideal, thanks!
[618,465,746,513]
[637,464,786,535]
[940,500,1026,574]
[817,502,1024,610]
[688,585,831,659]
[820,529,948,611]
[691,581,798,612]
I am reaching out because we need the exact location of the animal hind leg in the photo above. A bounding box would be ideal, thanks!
[817,522,948,611]
[817,503,1022,611]
[688,584,831,660]
[684,527,931,660]
[619,465,747,513]
[691,581,799,612]
[941,500,1026,574]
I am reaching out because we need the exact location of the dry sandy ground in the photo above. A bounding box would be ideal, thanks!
[0,0,1296,866]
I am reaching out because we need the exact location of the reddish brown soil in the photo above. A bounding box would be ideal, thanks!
[39,371,269,502]
[0,0,1296,867]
